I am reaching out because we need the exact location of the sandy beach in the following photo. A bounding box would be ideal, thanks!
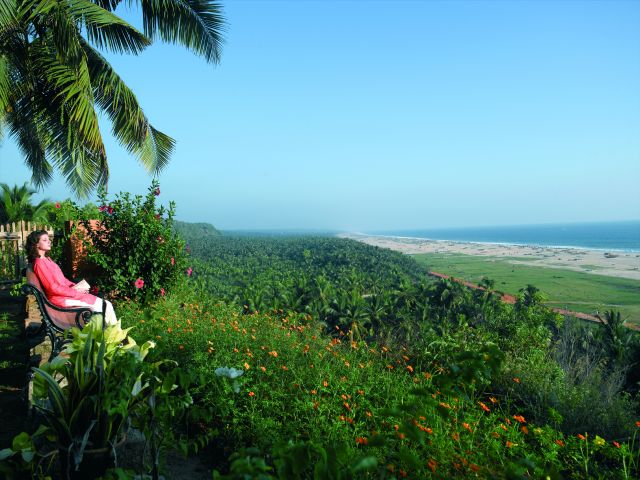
[341,233,640,281]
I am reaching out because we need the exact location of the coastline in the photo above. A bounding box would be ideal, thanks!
[340,233,640,281]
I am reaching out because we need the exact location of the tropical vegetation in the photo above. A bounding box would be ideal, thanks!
[0,182,51,223]
[0,0,225,196]
[1,187,639,478]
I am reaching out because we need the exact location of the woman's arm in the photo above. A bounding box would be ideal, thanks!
[33,259,88,300]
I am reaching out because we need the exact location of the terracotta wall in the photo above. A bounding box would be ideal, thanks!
[64,220,102,280]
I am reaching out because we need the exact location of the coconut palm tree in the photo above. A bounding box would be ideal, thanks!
[0,0,225,197]
[0,181,51,223]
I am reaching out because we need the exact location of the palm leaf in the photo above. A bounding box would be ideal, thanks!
[84,39,174,174]
[66,0,151,54]
[0,0,16,24]
[139,0,225,63]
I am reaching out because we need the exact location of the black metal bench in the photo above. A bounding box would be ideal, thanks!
[23,266,102,360]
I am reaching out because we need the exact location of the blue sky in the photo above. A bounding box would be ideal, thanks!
[1,0,639,230]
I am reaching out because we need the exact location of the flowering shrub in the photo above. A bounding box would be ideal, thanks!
[82,182,189,301]
[117,287,640,478]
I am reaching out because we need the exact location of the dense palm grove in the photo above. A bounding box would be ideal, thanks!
[2,203,640,477]
[155,232,640,476]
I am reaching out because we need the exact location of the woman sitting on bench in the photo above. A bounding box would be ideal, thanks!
[26,230,118,326]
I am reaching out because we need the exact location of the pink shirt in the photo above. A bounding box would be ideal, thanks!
[32,257,96,308]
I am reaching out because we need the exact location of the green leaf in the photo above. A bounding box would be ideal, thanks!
[11,432,32,451]
[0,448,14,461]
[351,456,377,472]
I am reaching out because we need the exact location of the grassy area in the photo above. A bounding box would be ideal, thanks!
[412,253,640,326]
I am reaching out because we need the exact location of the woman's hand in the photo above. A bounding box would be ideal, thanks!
[73,279,90,293]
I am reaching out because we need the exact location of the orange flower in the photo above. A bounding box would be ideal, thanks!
[343,403,351,411]
[505,441,515,448]
[554,439,565,447]
[451,433,460,442]
[492,432,500,438]
[577,434,586,441]
[462,422,473,432]
[613,441,621,448]
[479,402,490,412]
[357,389,364,395]
[366,411,372,417]
[178,345,184,350]
[233,347,239,353]
[167,327,172,333]
[244,362,250,370]
[248,391,255,397]
[386,364,394,370]
[260,366,266,372]
[310,389,317,395]
[636,421,640,428]
[406,365,414,373]
[513,415,526,424]
[428,459,437,473]
[489,396,498,404]
[424,372,433,379]
[355,437,368,445]
[470,464,480,472]
[521,426,529,434]
[323,380,329,387]
[500,424,507,431]
[512,377,521,383]
[344,361,350,367]
[268,350,278,357]
[281,365,288,371]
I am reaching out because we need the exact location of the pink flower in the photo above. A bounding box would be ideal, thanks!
[160,288,165,297]
[157,236,164,243]
[55,202,61,209]
[90,285,99,295]
[134,278,144,289]
[155,214,161,220]
[107,206,114,214]
[154,187,161,196]
[186,267,193,276]
[170,257,175,266]
[99,205,106,212]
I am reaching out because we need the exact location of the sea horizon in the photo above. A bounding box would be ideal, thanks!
[364,220,640,253]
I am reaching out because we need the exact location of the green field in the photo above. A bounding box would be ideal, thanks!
[412,253,640,326]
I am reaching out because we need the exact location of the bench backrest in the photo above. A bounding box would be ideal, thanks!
[25,265,90,331]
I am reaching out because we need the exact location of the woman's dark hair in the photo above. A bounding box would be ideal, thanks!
[25,230,48,263]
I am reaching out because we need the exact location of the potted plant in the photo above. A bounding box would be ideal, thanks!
[32,319,155,479]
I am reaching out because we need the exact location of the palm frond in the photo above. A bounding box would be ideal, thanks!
[7,93,54,188]
[33,40,103,153]
[67,0,150,54]
[0,0,16,24]
[139,0,225,63]
[84,39,174,175]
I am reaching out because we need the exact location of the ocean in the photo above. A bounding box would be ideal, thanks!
[368,221,640,252]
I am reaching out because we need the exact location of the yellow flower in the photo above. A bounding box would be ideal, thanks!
[594,436,606,447]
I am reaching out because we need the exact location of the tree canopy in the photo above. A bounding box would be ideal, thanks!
[0,0,225,197]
